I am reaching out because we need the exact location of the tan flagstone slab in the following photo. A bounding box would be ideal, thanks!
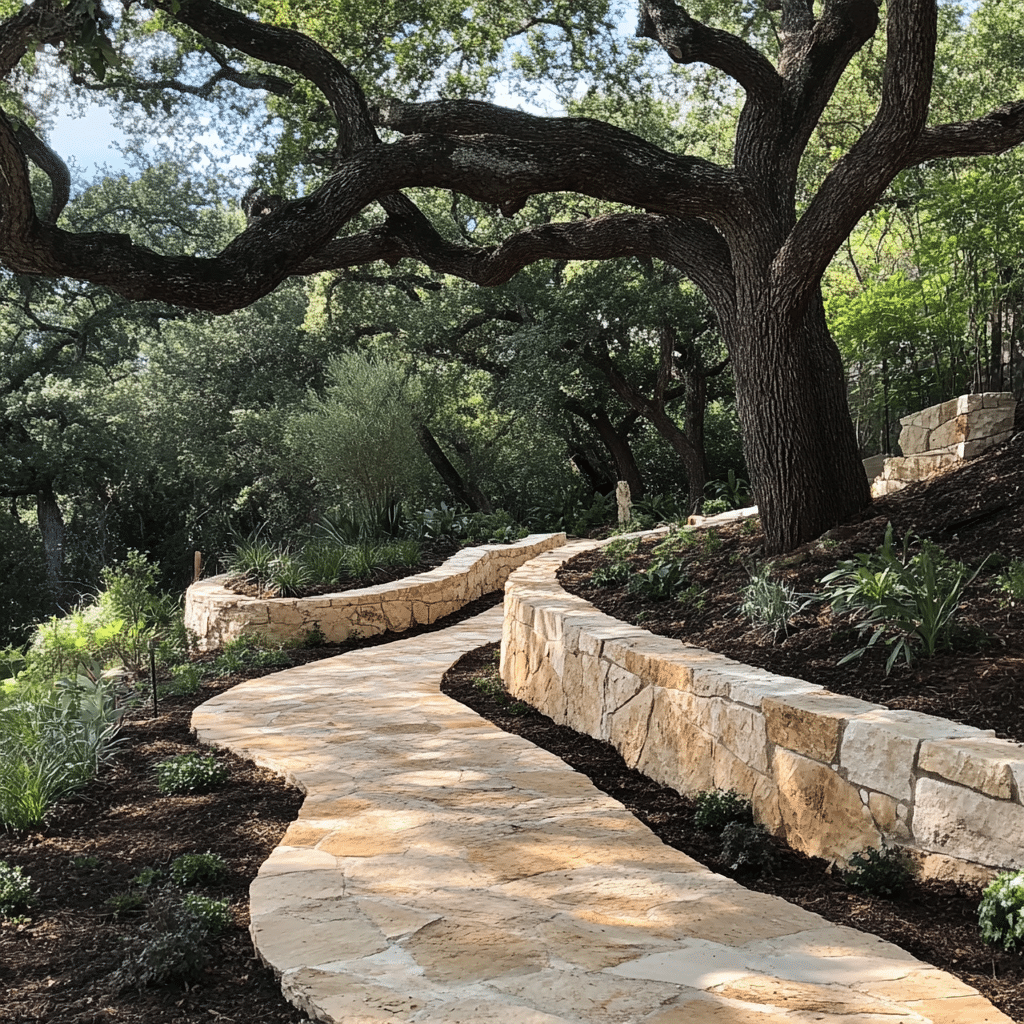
[191,602,1007,1024]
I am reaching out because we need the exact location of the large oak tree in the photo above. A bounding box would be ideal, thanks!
[2,0,1024,552]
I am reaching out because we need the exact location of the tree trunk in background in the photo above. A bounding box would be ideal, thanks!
[36,484,64,599]
[415,423,493,513]
[590,408,646,500]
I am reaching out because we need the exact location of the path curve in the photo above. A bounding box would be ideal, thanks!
[192,606,1011,1024]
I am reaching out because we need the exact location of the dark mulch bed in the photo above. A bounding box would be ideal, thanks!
[441,642,1024,1022]
[0,591,502,1024]
[558,438,1024,744]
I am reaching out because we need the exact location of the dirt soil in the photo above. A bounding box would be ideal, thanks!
[559,438,1024,744]
[0,592,501,1024]
[441,641,1024,1023]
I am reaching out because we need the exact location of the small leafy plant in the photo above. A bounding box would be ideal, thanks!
[154,754,228,796]
[590,561,631,588]
[179,894,232,935]
[693,789,753,831]
[169,851,228,888]
[841,844,911,898]
[720,821,776,876]
[979,871,1024,953]
[627,558,690,601]
[0,860,35,916]
[996,559,1024,609]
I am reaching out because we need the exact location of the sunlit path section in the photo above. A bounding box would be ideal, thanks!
[192,606,1010,1024]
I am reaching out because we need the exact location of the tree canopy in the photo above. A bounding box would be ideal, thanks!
[3,0,1024,552]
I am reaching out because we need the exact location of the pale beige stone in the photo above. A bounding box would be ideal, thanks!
[637,688,715,794]
[607,686,655,770]
[929,414,967,450]
[904,995,1017,1023]
[918,737,1022,800]
[865,792,909,841]
[899,423,930,455]
[773,749,879,861]
[764,691,881,764]
[281,971,429,1024]
[645,1000,793,1024]
[251,902,388,972]
[713,976,899,1014]
[400,918,547,983]
[964,405,1015,440]
[647,890,820,945]
[841,711,981,802]
[913,778,1024,868]
[712,699,769,773]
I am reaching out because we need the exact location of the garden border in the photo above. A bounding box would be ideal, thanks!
[501,535,1024,882]
[184,533,565,652]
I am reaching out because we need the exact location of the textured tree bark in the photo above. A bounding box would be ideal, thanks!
[415,423,493,513]
[727,292,870,551]
[36,484,64,598]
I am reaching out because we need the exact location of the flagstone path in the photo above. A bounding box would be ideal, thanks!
[192,604,1012,1024]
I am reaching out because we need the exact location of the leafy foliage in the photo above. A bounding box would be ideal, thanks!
[979,871,1024,953]
[0,860,35,916]
[169,851,228,888]
[154,755,228,796]
[739,563,814,639]
[842,845,912,898]
[692,789,753,831]
[820,525,988,674]
[720,821,776,876]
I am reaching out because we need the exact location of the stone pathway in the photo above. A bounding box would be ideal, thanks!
[192,606,1012,1024]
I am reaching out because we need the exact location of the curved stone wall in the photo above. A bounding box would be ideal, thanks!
[502,539,1024,882]
[185,533,565,652]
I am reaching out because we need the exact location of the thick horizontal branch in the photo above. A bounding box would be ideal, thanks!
[906,102,1024,164]
[1,130,741,312]
[0,0,67,79]
[637,0,780,99]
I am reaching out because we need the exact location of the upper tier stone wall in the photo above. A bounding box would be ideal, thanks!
[872,392,1017,498]
[185,533,565,652]
[502,538,1024,883]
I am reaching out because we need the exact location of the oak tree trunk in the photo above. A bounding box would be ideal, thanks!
[36,484,64,599]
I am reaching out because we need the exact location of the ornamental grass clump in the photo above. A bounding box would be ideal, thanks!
[979,871,1024,953]
[154,754,228,796]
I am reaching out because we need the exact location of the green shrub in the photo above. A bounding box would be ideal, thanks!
[154,754,228,796]
[267,551,314,598]
[693,789,753,831]
[842,844,911,898]
[627,558,690,601]
[300,541,349,586]
[720,821,776,875]
[180,894,232,935]
[821,524,986,674]
[590,561,631,588]
[169,851,228,888]
[112,895,216,990]
[302,622,328,647]
[979,871,1024,952]
[164,664,201,696]
[222,527,279,591]
[0,860,35,916]
[702,497,729,516]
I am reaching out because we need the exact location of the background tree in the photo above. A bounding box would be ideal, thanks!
[3,0,1024,551]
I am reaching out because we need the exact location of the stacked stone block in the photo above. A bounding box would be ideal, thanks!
[502,541,1024,881]
[872,391,1016,497]
[184,533,565,651]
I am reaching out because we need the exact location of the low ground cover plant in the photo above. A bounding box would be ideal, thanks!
[739,563,815,639]
[169,851,228,887]
[0,860,35,916]
[693,789,753,831]
[155,754,229,796]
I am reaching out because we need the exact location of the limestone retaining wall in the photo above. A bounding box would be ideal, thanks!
[872,391,1016,497]
[185,533,565,652]
[502,540,1024,881]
